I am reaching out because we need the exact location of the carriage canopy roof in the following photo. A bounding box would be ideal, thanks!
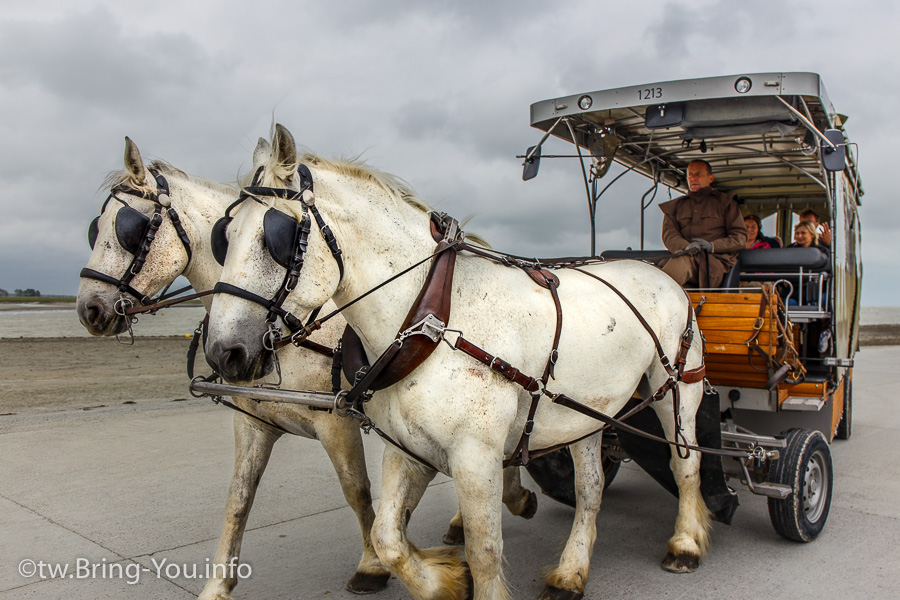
[529,72,862,210]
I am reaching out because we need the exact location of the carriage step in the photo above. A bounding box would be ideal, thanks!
[781,396,825,412]
[747,481,792,499]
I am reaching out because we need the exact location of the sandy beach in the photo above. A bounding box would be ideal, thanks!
[0,337,204,415]
[1,323,898,416]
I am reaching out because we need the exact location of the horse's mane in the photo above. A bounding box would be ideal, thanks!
[245,148,492,247]
[101,160,237,197]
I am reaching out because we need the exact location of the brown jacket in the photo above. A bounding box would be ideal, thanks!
[659,187,747,287]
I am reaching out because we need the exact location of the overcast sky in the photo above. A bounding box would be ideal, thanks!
[1,0,896,304]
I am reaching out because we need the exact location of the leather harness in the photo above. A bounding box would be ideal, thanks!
[323,212,707,467]
[196,165,715,464]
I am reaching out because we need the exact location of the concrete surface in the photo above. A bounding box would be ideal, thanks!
[1,346,898,599]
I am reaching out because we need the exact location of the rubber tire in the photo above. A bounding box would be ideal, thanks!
[767,429,833,542]
[835,377,852,440]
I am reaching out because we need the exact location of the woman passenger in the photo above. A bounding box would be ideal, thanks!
[789,220,822,250]
[786,220,830,305]
[744,215,771,249]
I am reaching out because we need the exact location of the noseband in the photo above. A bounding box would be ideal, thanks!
[80,170,193,308]
[210,164,344,345]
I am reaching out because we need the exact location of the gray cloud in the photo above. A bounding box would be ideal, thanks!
[0,0,896,304]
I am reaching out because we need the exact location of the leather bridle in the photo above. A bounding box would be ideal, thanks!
[210,165,344,349]
[80,170,195,313]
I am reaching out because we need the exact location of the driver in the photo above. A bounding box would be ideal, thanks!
[658,160,747,287]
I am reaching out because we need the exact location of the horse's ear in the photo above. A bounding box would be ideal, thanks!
[123,136,147,186]
[253,137,272,169]
[274,123,297,169]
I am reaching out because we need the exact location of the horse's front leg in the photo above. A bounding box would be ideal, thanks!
[198,413,281,600]
[653,381,711,573]
[372,447,471,600]
[314,414,391,593]
[451,445,510,600]
[540,432,604,600]
[442,466,537,545]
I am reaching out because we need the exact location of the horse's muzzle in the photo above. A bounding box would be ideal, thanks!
[205,338,273,383]
[76,296,128,337]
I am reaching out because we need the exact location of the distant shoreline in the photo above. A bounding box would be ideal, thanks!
[0,301,201,312]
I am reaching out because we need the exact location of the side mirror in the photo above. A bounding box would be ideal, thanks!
[522,145,541,181]
[820,129,846,172]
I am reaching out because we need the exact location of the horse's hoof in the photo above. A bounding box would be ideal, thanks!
[346,571,391,594]
[442,523,465,545]
[519,489,538,520]
[661,551,699,573]
[537,585,584,600]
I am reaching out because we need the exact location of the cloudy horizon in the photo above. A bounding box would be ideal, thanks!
[1,0,896,304]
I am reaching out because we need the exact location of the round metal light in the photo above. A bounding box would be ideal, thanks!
[578,95,593,110]
[734,77,752,94]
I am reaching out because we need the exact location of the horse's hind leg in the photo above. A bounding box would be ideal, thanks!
[372,447,472,600]
[443,467,537,545]
[652,381,711,573]
[199,413,281,600]
[541,433,604,600]
[502,465,539,518]
[315,414,391,593]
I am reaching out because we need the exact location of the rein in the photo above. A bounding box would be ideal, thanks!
[310,212,718,466]
[195,171,727,465]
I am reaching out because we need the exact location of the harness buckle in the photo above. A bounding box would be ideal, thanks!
[398,313,446,343]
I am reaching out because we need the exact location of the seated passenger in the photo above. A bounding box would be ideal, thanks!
[744,215,771,249]
[785,220,830,306]
[789,220,830,256]
[799,209,832,247]
[659,160,747,287]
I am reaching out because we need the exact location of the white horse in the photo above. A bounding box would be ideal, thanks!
[204,125,711,600]
[76,137,538,599]
[76,138,391,599]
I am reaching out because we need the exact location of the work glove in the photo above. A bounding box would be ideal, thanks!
[690,238,713,253]
[683,241,702,255]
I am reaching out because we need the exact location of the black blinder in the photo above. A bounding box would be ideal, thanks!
[115,205,152,255]
[88,216,100,249]
[211,216,232,266]
[263,208,301,269]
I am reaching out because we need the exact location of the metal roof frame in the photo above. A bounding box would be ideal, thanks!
[529,72,862,210]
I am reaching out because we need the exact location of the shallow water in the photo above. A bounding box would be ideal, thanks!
[0,305,207,338]
[1,303,898,339]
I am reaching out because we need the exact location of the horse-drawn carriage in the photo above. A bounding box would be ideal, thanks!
[77,71,861,600]
[522,71,862,542]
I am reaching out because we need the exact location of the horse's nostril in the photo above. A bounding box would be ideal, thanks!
[207,341,252,381]
[224,346,249,370]
[80,301,106,329]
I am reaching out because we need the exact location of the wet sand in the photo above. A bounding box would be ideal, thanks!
[1,325,897,416]
[0,337,205,415]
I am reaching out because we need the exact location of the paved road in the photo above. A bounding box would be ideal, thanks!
[1,346,898,599]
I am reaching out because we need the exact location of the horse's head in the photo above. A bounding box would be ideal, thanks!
[76,137,218,336]
[205,124,344,383]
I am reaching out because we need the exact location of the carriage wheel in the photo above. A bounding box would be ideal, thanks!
[767,429,833,542]
[835,377,852,440]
